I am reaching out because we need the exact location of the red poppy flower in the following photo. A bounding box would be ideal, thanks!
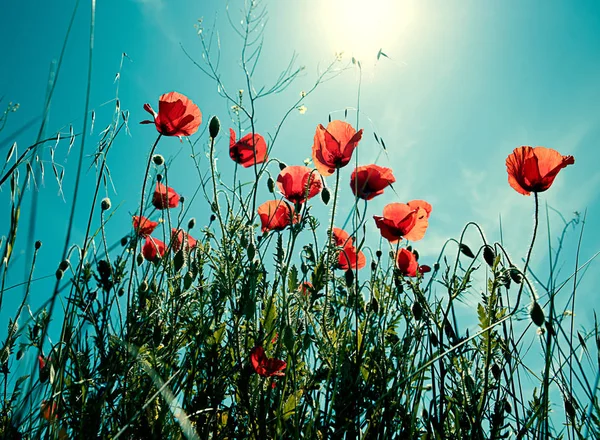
[229,128,268,168]
[374,200,432,243]
[276,166,322,204]
[152,182,180,210]
[142,237,166,261]
[132,215,158,237]
[312,120,363,176]
[506,146,574,196]
[171,228,197,252]
[332,227,352,248]
[250,346,287,377]
[41,400,59,421]
[350,164,396,200]
[298,282,313,296]
[257,200,297,233]
[395,248,431,277]
[141,92,201,138]
[338,245,366,271]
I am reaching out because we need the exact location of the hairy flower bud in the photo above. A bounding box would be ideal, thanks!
[152,154,164,166]
[321,187,330,205]
[529,301,545,327]
[483,245,496,268]
[278,162,287,171]
[209,116,220,138]
[101,197,111,211]
[188,218,196,230]
[267,177,275,193]
[35,240,42,250]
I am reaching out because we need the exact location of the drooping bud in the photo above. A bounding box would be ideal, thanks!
[59,260,69,271]
[101,198,111,211]
[459,243,475,258]
[529,301,545,327]
[35,240,42,249]
[209,116,220,138]
[188,218,196,230]
[491,363,501,380]
[321,187,331,205]
[152,154,164,166]
[278,162,287,171]
[267,177,275,193]
[55,269,64,280]
[509,267,523,284]
[483,245,496,268]
[411,302,423,321]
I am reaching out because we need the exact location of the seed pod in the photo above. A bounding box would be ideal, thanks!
[529,301,545,327]
[321,187,331,205]
[209,116,220,138]
[483,245,495,268]
[370,261,377,271]
[459,243,475,258]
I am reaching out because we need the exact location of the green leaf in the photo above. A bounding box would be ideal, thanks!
[174,249,186,272]
[264,300,277,336]
[283,389,303,421]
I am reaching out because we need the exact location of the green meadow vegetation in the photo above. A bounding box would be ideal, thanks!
[0,1,598,438]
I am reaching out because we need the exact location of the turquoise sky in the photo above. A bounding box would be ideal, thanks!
[1,0,599,402]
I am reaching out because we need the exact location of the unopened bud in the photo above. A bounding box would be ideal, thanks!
[157,174,163,182]
[35,240,42,250]
[210,214,216,223]
[179,196,185,204]
[483,245,496,268]
[375,250,382,259]
[529,301,545,327]
[321,187,331,205]
[344,269,354,287]
[509,267,522,284]
[209,116,220,138]
[59,260,69,271]
[139,280,148,293]
[101,198,111,211]
[152,154,164,166]
[267,177,275,193]
[188,218,196,229]
[118,287,125,297]
[136,252,144,266]
[121,236,128,246]
[55,269,64,280]
[491,363,501,380]
[412,302,423,320]
[459,243,475,258]
[247,242,256,260]
[278,162,287,171]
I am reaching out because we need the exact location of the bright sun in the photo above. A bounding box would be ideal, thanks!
[320,0,415,64]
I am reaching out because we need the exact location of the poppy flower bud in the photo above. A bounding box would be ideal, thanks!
[121,236,128,246]
[434,262,440,272]
[188,218,196,229]
[429,332,439,347]
[529,301,545,327]
[278,162,287,171]
[152,154,164,166]
[210,214,216,223]
[411,302,423,321]
[179,196,185,204]
[564,395,576,419]
[376,250,382,259]
[504,398,512,414]
[59,260,69,271]
[209,116,220,138]
[370,261,377,271]
[139,280,148,293]
[344,268,354,287]
[118,288,125,297]
[35,240,42,249]
[491,363,501,380]
[321,187,330,205]
[370,297,379,313]
[55,269,64,280]
[16,348,24,361]
[459,243,475,258]
[483,245,496,268]
[509,267,522,284]
[101,198,111,211]
[136,252,144,266]
[267,177,275,193]
[156,174,163,182]
[247,242,256,260]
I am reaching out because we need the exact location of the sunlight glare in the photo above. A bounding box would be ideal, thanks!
[320,0,414,64]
